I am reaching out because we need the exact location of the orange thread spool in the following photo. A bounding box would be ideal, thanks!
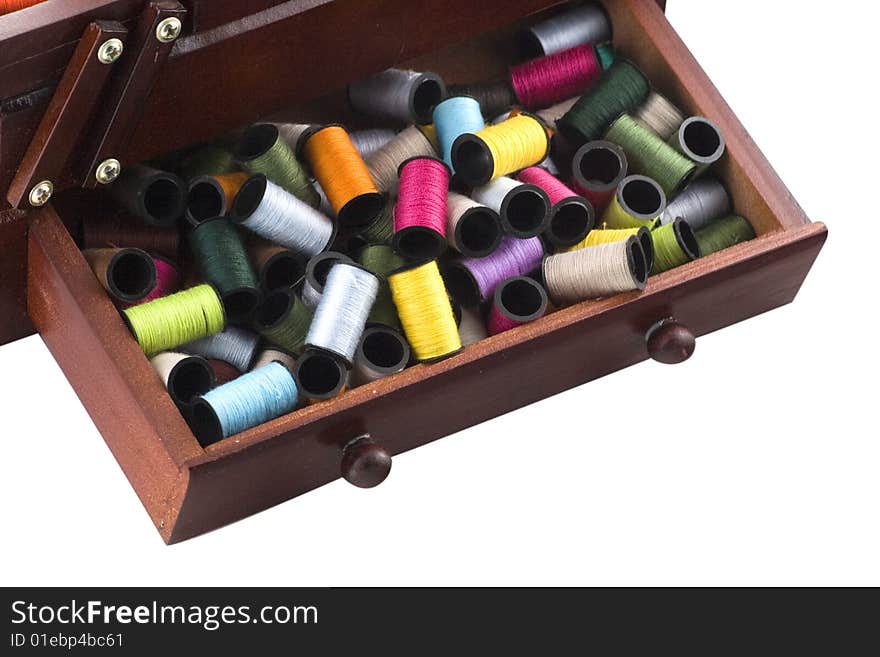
[302,125,383,227]
[213,172,249,206]
[0,0,45,16]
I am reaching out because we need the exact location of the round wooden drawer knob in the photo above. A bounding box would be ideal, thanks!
[341,436,392,488]
[646,318,695,364]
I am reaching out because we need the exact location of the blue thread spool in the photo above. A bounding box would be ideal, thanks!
[190,362,298,446]
[433,96,485,171]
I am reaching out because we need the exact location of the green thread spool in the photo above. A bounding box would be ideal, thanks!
[254,288,314,355]
[235,124,319,207]
[694,214,756,256]
[558,59,650,146]
[190,218,261,322]
[358,196,394,245]
[176,145,237,180]
[597,44,615,70]
[123,284,225,357]
[650,219,701,274]
[605,113,696,196]
[356,244,405,329]
[602,175,666,230]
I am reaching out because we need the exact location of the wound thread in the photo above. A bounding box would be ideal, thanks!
[274,123,316,152]
[302,251,355,310]
[487,276,548,335]
[213,172,249,208]
[602,175,666,230]
[471,176,551,238]
[246,236,305,291]
[185,175,227,226]
[445,192,504,258]
[694,215,756,256]
[565,226,655,273]
[182,326,260,373]
[366,125,437,195]
[350,129,397,157]
[176,145,237,180]
[139,256,180,305]
[517,167,594,248]
[82,247,157,305]
[356,245,405,329]
[536,96,581,132]
[393,157,450,260]
[633,91,685,141]
[510,45,601,109]
[519,4,612,57]
[670,116,726,177]
[82,216,180,261]
[255,288,314,355]
[659,177,731,229]
[110,165,186,227]
[458,306,488,346]
[650,219,701,274]
[571,140,628,212]
[433,96,485,170]
[357,196,394,245]
[251,348,297,374]
[350,326,411,387]
[448,80,516,118]
[235,123,319,207]
[349,68,447,124]
[149,352,215,408]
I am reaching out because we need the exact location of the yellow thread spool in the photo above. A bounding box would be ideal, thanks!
[602,175,666,230]
[388,260,461,362]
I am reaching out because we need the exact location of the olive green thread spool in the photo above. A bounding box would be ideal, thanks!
[604,113,696,196]
[190,218,261,323]
[356,244,406,329]
[669,116,726,178]
[176,145,237,180]
[357,195,394,245]
[602,175,666,230]
[650,219,701,275]
[254,287,314,355]
[695,214,756,256]
[235,123,319,207]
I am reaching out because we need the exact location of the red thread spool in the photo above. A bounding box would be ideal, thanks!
[138,257,180,305]
[487,276,548,335]
[392,157,449,260]
[518,167,594,248]
[510,45,601,110]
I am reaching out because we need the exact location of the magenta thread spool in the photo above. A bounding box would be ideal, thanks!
[510,44,601,109]
[571,141,628,213]
[443,235,545,307]
[517,167,594,248]
[393,156,450,260]
[136,256,180,305]
[487,276,548,335]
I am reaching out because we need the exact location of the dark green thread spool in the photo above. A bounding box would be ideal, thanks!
[356,244,405,329]
[254,288,314,355]
[190,218,260,322]
[558,59,650,146]
[235,124,319,208]
[358,196,394,245]
[694,215,756,256]
[605,113,696,196]
[650,219,701,274]
[176,145,237,180]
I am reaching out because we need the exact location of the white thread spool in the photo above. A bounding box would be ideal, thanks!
[536,96,580,132]
[458,306,488,346]
[349,68,447,124]
[273,122,316,151]
[301,251,355,310]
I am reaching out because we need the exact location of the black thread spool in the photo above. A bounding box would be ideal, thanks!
[302,251,355,309]
[672,116,726,173]
[350,326,411,387]
[348,69,447,125]
[294,348,349,404]
[627,236,651,290]
[253,288,312,356]
[110,165,186,226]
[82,247,157,304]
[571,141,628,210]
[165,355,216,409]
[185,175,227,226]
[448,80,517,118]
[448,196,504,258]
[544,194,594,249]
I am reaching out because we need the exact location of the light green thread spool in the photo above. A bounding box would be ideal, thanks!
[602,175,666,230]
[123,284,225,357]
[357,244,405,329]
[254,288,314,355]
[650,219,701,275]
[235,124,319,207]
[605,113,696,196]
[694,215,756,256]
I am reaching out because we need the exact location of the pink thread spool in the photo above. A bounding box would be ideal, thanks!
[518,167,594,248]
[571,141,628,213]
[393,156,450,260]
[487,276,548,335]
[128,256,180,307]
[510,45,601,110]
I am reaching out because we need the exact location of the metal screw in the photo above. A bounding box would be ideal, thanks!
[97,38,124,64]
[155,17,182,43]
[95,158,122,185]
[28,181,54,207]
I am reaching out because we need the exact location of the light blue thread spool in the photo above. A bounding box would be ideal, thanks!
[192,361,298,445]
[433,96,485,170]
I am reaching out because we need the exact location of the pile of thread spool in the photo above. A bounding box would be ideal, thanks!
[81,2,756,448]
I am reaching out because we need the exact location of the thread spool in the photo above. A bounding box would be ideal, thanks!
[123,284,225,356]
[251,347,297,373]
[388,260,461,362]
[605,113,696,196]
[191,362,298,445]
[670,116,726,176]
[350,128,397,157]
[273,123,316,152]
[190,217,260,322]
[176,145,237,180]
[301,251,355,310]
[235,123,319,207]
[365,125,437,195]
[110,165,186,226]
[150,352,215,409]
[209,358,240,386]
[213,172,249,207]
[306,263,379,363]
[571,140,628,212]
[357,196,394,245]
[487,276,548,335]
[633,91,685,141]
[231,175,334,258]
[140,256,180,304]
[443,235,544,307]
[650,219,701,274]
[519,4,612,58]
[558,60,650,146]
[349,68,447,125]
[313,179,335,219]
[246,237,305,291]
[185,175,226,226]
[458,306,488,346]
[254,288,313,355]
[510,45,601,110]
[448,80,517,118]
[433,96,485,170]
[350,326,411,387]
[81,215,180,261]
[517,167,594,248]
[695,215,756,256]
[445,192,503,258]
[182,326,260,372]
[393,156,450,260]
[597,44,615,70]
[356,245,405,329]
[302,125,384,226]
[293,349,348,404]
[536,96,580,132]
[602,175,666,230]
[471,176,551,239]
[451,113,550,187]
[566,226,655,273]
[82,247,157,304]
[659,178,731,230]
[543,236,648,304]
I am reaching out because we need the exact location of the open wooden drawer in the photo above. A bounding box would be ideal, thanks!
[4,0,826,542]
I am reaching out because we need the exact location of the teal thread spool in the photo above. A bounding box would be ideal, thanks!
[235,123,319,207]
[254,288,314,355]
[557,59,650,146]
[650,219,701,274]
[604,113,696,196]
[694,215,756,256]
[190,217,261,323]
[356,244,406,329]
[597,44,615,70]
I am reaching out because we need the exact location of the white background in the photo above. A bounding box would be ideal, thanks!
[1,1,876,587]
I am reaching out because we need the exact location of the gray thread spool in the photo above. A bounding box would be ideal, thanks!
[659,178,731,230]
[274,123,316,152]
[366,126,437,195]
[350,326,411,387]
[670,116,726,177]
[183,326,260,373]
[293,349,348,403]
[349,68,447,125]
[350,129,398,157]
[302,251,355,310]
[458,306,488,346]
[519,4,612,58]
